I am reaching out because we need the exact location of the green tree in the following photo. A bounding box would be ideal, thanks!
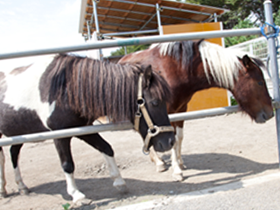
[224,18,258,47]
[179,0,280,29]
[110,44,150,56]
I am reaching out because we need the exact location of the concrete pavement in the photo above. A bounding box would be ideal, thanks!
[112,171,280,210]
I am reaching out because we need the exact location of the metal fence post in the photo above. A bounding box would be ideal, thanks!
[264,0,280,166]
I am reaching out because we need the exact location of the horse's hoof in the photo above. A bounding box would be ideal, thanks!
[172,173,184,182]
[179,164,187,170]
[74,197,92,205]
[19,187,30,195]
[156,163,168,172]
[0,191,7,198]
[72,191,86,203]
[70,198,93,209]
[115,184,128,194]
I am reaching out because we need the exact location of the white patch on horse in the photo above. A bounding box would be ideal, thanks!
[64,172,85,202]
[103,155,126,191]
[14,166,28,193]
[0,150,6,196]
[2,55,56,129]
[150,42,176,56]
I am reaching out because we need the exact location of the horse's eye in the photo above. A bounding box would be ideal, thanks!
[152,100,159,106]
[258,81,264,86]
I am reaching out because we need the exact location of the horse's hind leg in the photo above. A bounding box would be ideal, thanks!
[54,138,85,203]
[0,146,7,197]
[10,144,29,195]
[79,133,127,193]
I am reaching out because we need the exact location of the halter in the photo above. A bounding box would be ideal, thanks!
[134,73,174,154]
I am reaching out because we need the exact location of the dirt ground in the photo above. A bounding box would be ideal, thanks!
[0,112,279,210]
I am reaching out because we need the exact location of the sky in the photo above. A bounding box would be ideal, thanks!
[0,0,115,68]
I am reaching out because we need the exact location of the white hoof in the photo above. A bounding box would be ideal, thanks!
[172,172,184,182]
[70,198,93,209]
[156,163,168,173]
[179,163,187,170]
[72,191,86,203]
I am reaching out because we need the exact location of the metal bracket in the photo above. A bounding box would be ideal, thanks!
[273,100,280,109]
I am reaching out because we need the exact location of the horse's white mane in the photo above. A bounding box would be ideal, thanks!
[199,41,244,89]
[150,41,249,89]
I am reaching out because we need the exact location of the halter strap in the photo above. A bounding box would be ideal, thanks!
[134,73,174,154]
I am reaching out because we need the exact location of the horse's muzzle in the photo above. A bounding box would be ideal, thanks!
[153,133,175,152]
[255,110,274,123]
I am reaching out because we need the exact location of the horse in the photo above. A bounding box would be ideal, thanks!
[119,39,274,181]
[0,54,175,202]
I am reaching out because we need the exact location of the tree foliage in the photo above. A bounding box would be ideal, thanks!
[110,44,150,56]
[181,0,280,29]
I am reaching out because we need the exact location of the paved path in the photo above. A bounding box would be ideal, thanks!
[112,171,280,210]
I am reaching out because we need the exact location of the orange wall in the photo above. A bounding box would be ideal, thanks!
[162,22,229,111]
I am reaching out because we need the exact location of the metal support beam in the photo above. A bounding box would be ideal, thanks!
[86,20,91,40]
[103,29,159,37]
[92,0,100,33]
[0,28,262,60]
[139,13,157,32]
[156,3,163,35]
[264,0,280,166]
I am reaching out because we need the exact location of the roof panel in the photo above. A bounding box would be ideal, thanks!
[79,0,228,38]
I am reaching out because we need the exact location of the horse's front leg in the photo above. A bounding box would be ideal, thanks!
[171,123,185,181]
[0,147,7,197]
[54,138,86,203]
[80,133,127,193]
[10,144,29,195]
[149,147,167,172]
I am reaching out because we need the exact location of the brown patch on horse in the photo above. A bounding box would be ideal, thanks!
[10,65,31,75]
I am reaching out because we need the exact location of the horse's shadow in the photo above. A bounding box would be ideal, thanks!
[29,153,278,209]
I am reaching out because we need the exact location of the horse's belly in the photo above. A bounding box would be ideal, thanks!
[0,103,49,136]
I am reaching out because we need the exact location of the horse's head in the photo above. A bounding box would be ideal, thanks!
[232,55,274,123]
[134,65,175,153]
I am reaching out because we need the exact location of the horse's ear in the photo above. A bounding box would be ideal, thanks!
[242,55,253,69]
[197,39,204,46]
[143,64,153,87]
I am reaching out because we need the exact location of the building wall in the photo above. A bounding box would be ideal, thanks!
[162,22,230,111]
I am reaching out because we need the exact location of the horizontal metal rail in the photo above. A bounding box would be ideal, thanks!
[0,28,262,60]
[0,105,240,147]
[103,29,159,37]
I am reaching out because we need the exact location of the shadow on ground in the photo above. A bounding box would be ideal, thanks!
[25,153,278,209]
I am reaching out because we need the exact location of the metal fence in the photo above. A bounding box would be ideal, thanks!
[0,1,279,164]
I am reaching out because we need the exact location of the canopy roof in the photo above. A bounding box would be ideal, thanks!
[79,0,228,38]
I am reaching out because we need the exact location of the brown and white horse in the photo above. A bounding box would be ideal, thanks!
[0,54,175,202]
[119,40,274,181]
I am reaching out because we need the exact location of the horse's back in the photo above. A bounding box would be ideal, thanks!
[0,55,56,136]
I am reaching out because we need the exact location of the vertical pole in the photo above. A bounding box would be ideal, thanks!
[92,0,103,60]
[156,3,163,35]
[264,0,280,166]
[214,13,217,22]
[86,20,91,40]
[92,0,100,33]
